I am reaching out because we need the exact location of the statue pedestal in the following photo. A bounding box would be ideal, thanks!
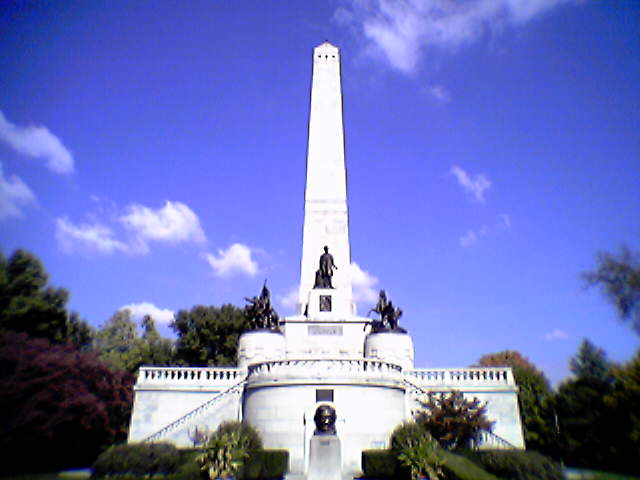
[364,330,415,370]
[237,330,285,369]
[308,434,341,480]
[305,288,354,320]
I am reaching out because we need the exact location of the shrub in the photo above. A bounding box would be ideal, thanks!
[216,421,263,452]
[92,442,180,477]
[438,450,500,480]
[390,421,430,453]
[196,421,264,480]
[460,449,563,480]
[361,450,401,479]
[240,450,289,480]
[416,390,494,449]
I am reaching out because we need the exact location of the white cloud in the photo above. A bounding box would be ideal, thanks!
[57,199,206,255]
[56,217,130,254]
[428,84,451,103]
[459,224,489,247]
[336,0,577,74]
[0,110,73,174]
[351,262,379,303]
[543,328,568,341]
[450,165,492,203]
[0,163,36,220]
[121,201,206,251]
[459,230,478,247]
[205,243,259,277]
[121,302,175,325]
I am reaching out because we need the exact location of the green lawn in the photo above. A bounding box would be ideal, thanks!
[0,470,91,480]
[565,469,640,480]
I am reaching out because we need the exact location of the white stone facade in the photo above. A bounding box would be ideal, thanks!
[127,41,525,479]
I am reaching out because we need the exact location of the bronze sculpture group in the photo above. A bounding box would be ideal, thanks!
[244,282,280,331]
[367,289,405,333]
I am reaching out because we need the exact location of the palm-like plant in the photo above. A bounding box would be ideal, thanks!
[396,433,445,480]
[196,430,251,479]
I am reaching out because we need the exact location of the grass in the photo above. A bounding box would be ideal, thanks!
[0,470,91,480]
[565,469,640,480]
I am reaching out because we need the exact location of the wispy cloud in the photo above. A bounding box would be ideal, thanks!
[460,229,478,247]
[428,84,451,103]
[543,329,568,341]
[56,217,130,254]
[351,262,379,304]
[121,201,206,252]
[335,0,579,74]
[121,302,175,325]
[450,165,491,203]
[205,243,259,277]
[0,163,37,220]
[0,110,73,174]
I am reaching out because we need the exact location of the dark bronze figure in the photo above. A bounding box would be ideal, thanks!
[313,404,337,435]
[365,289,406,333]
[314,246,337,289]
[244,281,280,331]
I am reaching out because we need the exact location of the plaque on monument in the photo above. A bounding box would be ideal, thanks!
[319,295,332,312]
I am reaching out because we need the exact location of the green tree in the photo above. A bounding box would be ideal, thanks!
[477,350,554,453]
[584,246,640,335]
[171,304,248,366]
[416,390,494,450]
[603,350,640,475]
[0,249,70,342]
[552,339,614,471]
[95,309,175,372]
[138,314,174,365]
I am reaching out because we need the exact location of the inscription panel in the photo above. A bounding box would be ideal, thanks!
[308,325,343,336]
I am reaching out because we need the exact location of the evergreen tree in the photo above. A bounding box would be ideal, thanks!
[604,350,640,475]
[0,249,70,342]
[552,339,614,471]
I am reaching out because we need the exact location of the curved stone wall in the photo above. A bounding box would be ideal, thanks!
[242,358,407,477]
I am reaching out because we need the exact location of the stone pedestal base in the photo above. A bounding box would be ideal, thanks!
[308,435,341,480]
[237,330,285,368]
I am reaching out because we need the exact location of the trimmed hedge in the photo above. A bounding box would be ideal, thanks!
[92,442,180,477]
[460,449,563,480]
[240,449,289,480]
[362,449,403,479]
[362,449,505,480]
[439,450,500,480]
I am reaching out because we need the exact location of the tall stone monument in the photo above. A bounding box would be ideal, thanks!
[127,41,525,480]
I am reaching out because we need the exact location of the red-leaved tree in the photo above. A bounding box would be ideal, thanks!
[0,332,134,473]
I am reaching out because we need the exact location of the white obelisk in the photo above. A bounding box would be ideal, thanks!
[298,42,354,319]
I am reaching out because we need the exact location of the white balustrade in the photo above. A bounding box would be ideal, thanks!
[137,366,244,388]
[405,367,514,387]
[246,358,404,385]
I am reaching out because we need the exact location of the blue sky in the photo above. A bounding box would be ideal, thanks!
[1,1,638,384]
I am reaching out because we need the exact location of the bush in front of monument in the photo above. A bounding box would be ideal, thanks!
[458,449,563,480]
[416,390,494,450]
[195,421,288,480]
[92,442,181,477]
